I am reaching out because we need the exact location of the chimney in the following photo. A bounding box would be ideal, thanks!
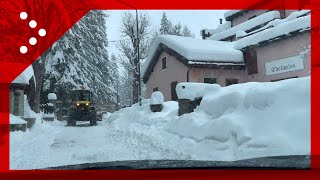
[219,18,223,24]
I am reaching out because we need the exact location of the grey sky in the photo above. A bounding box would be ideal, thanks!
[105,10,227,57]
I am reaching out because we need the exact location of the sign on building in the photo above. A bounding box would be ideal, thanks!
[265,56,304,76]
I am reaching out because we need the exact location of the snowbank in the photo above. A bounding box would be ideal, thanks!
[24,95,37,118]
[176,82,220,100]
[211,11,280,41]
[12,65,34,85]
[150,91,164,105]
[110,77,310,161]
[48,93,57,101]
[10,114,27,124]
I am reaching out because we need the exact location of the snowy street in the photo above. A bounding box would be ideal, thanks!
[10,77,310,170]
[10,118,190,170]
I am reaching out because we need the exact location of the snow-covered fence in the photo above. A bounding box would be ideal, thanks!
[176,82,221,116]
[150,91,164,112]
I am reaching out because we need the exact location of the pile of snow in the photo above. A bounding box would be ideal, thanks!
[12,65,34,85]
[24,95,37,118]
[234,15,310,50]
[10,114,27,124]
[47,93,57,101]
[210,11,280,41]
[110,76,310,161]
[150,91,164,105]
[142,35,244,77]
[176,82,220,100]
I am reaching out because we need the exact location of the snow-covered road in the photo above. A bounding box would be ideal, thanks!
[10,119,190,170]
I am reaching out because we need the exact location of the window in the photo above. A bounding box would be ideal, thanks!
[171,81,178,101]
[226,79,238,86]
[153,87,158,92]
[204,78,217,84]
[244,49,258,75]
[162,57,167,70]
[13,91,21,116]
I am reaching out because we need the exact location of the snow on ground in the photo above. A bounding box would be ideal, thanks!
[109,77,310,161]
[10,77,310,169]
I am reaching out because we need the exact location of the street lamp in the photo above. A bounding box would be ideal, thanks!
[115,0,142,106]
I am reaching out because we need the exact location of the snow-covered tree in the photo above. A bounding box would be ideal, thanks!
[182,25,195,37]
[117,11,152,104]
[41,11,116,107]
[172,22,182,36]
[159,12,173,35]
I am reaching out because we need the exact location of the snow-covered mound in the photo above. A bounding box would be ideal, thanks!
[47,93,57,101]
[24,95,37,118]
[10,114,27,124]
[110,77,310,161]
[150,91,164,105]
[176,82,220,100]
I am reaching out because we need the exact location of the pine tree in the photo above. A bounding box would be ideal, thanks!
[159,12,172,35]
[182,25,194,37]
[172,22,182,36]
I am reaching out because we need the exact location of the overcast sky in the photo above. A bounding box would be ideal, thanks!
[105,10,227,57]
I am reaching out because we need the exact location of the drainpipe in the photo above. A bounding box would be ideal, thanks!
[187,67,191,82]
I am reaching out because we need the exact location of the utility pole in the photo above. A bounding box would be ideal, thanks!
[115,0,141,106]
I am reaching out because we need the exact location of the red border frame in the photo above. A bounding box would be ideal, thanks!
[0,0,318,179]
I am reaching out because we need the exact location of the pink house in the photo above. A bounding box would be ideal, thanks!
[142,10,310,101]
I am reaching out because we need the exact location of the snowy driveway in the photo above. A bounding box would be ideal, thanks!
[10,120,190,170]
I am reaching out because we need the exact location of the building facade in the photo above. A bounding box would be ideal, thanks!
[143,10,310,101]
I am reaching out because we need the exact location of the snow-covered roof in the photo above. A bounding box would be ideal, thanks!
[201,21,231,36]
[142,35,244,79]
[234,14,310,50]
[224,10,242,19]
[210,11,280,41]
[237,10,310,39]
[12,65,34,85]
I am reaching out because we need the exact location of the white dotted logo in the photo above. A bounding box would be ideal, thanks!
[19,12,46,54]
[29,37,37,45]
[29,20,37,28]
[38,29,46,37]
[20,12,28,20]
[20,46,28,54]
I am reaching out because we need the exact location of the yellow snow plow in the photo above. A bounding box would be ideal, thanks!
[67,88,97,126]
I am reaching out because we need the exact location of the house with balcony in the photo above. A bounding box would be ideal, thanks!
[142,10,310,101]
